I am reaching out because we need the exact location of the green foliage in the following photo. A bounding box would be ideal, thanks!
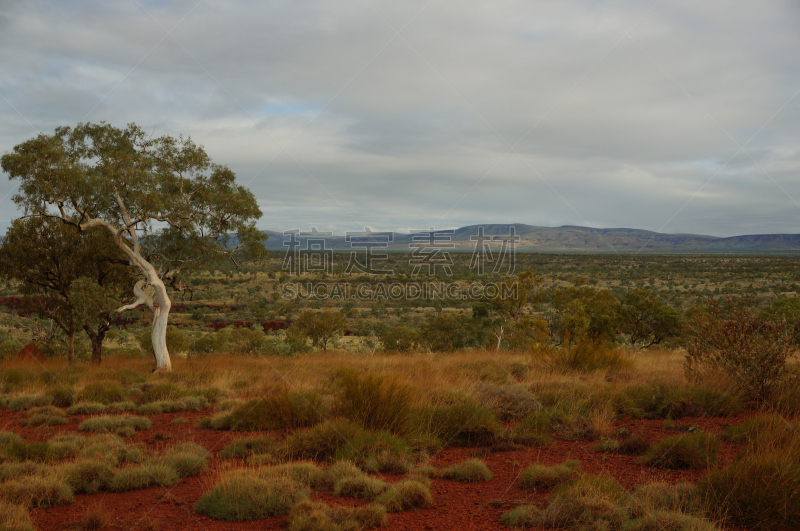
[619,287,682,348]
[210,390,324,431]
[374,480,433,512]
[419,312,486,352]
[194,471,309,521]
[287,500,387,531]
[45,386,76,407]
[477,382,541,422]
[536,474,629,530]
[163,442,212,459]
[139,383,186,402]
[292,310,347,351]
[20,405,67,427]
[335,369,413,435]
[415,402,503,447]
[0,476,74,508]
[698,450,800,529]
[78,381,126,405]
[220,436,279,459]
[518,459,581,491]
[640,433,720,469]
[66,402,107,415]
[722,414,797,450]
[78,415,152,435]
[380,325,419,353]
[440,459,492,483]
[629,482,698,518]
[1,440,57,463]
[0,500,34,531]
[0,462,46,483]
[60,459,115,494]
[108,465,179,492]
[8,395,53,411]
[145,452,208,478]
[500,504,538,529]
[332,474,387,500]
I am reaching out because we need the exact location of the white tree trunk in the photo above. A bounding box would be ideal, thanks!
[150,277,172,372]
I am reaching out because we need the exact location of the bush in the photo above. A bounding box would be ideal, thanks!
[630,482,698,518]
[512,411,555,447]
[0,431,24,447]
[78,415,152,435]
[145,452,208,478]
[46,386,75,407]
[374,480,433,512]
[333,474,387,500]
[0,500,34,531]
[380,326,419,353]
[211,390,324,431]
[67,402,107,415]
[640,433,720,469]
[623,511,720,531]
[288,500,387,531]
[500,504,538,529]
[61,459,115,494]
[139,383,186,403]
[108,465,179,491]
[78,381,126,405]
[335,369,413,435]
[518,459,581,491]
[698,450,800,529]
[163,442,211,459]
[2,440,57,462]
[258,463,328,489]
[194,471,309,521]
[536,475,629,530]
[20,405,67,426]
[9,395,53,411]
[415,402,503,447]
[440,459,492,483]
[0,476,74,508]
[220,436,279,459]
[616,436,650,455]
[78,434,143,464]
[0,462,46,483]
[722,414,797,451]
[477,383,541,422]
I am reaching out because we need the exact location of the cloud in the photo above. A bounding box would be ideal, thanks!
[0,0,798,237]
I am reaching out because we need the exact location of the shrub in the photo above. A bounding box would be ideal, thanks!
[9,395,53,411]
[722,414,798,451]
[440,459,492,483]
[616,436,650,455]
[518,459,581,491]
[536,474,629,530]
[194,471,309,521]
[335,369,413,435]
[288,500,387,531]
[61,460,115,494]
[360,449,414,474]
[0,500,34,531]
[622,511,720,531]
[333,474,387,500]
[640,433,720,469]
[78,415,152,435]
[258,462,328,489]
[107,465,179,491]
[139,383,186,403]
[0,476,74,508]
[20,405,67,427]
[145,452,208,478]
[380,325,419,353]
[163,442,211,459]
[212,390,324,431]
[500,504,538,529]
[2,440,57,462]
[78,503,108,531]
[630,482,698,518]
[105,401,137,413]
[374,480,433,512]
[0,431,24,447]
[477,383,541,422]
[78,381,126,405]
[415,402,502,447]
[220,436,279,459]
[67,402,107,415]
[326,460,363,484]
[46,386,76,408]
[0,462,47,482]
[698,450,800,529]
[686,296,796,403]
[78,434,143,464]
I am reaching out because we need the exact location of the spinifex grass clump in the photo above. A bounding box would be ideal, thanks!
[374,479,433,512]
[440,459,492,483]
[0,476,74,508]
[20,405,67,427]
[622,512,720,531]
[512,410,554,447]
[78,415,152,436]
[206,389,324,431]
[59,460,116,494]
[414,401,503,447]
[629,482,698,518]
[0,462,47,483]
[78,381,126,405]
[67,402,107,415]
[220,436,280,459]
[8,395,53,412]
[517,459,581,491]
[136,396,208,415]
[287,500,387,531]
[335,369,414,435]
[194,470,310,521]
[107,465,179,492]
[535,474,629,530]
[640,433,720,469]
[144,452,208,478]
[477,382,541,422]
[0,500,34,531]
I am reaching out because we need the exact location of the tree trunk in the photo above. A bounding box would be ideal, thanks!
[90,333,103,364]
[67,331,75,364]
[150,278,172,372]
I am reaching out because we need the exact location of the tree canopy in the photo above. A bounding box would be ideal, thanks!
[1,122,265,370]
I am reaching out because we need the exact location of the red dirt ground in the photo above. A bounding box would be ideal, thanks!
[0,408,785,531]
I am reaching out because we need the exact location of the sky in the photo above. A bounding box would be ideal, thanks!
[0,0,798,237]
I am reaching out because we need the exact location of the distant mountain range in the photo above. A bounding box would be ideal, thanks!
[262,224,800,253]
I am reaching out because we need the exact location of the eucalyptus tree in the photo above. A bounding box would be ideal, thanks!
[1,122,265,371]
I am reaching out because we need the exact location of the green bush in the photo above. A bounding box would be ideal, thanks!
[622,511,720,531]
[0,476,74,508]
[20,405,67,427]
[78,381,126,405]
[60,459,115,494]
[288,500,387,531]
[518,459,581,491]
[722,414,797,451]
[640,433,720,469]
[194,471,309,521]
[380,325,419,353]
[78,415,152,435]
[8,395,53,411]
[335,370,413,435]
[163,442,211,459]
[108,464,179,491]
[67,402,107,415]
[333,474,387,500]
[258,463,328,489]
[0,500,34,531]
[1,440,57,463]
[0,462,46,483]
[698,450,800,529]
[477,382,541,422]
[0,431,23,447]
[536,474,629,530]
[440,459,492,483]
[211,390,324,431]
[630,482,698,518]
[45,386,76,408]
[500,504,538,529]
[220,436,279,459]
[415,402,502,447]
[139,383,186,403]
[78,434,143,464]
[374,480,433,512]
[145,452,208,478]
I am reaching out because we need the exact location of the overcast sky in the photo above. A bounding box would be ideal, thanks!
[0,0,798,237]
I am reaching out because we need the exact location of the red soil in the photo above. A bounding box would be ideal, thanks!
[0,409,783,531]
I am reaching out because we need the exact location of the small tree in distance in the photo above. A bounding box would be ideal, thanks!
[1,122,265,371]
[292,310,347,351]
